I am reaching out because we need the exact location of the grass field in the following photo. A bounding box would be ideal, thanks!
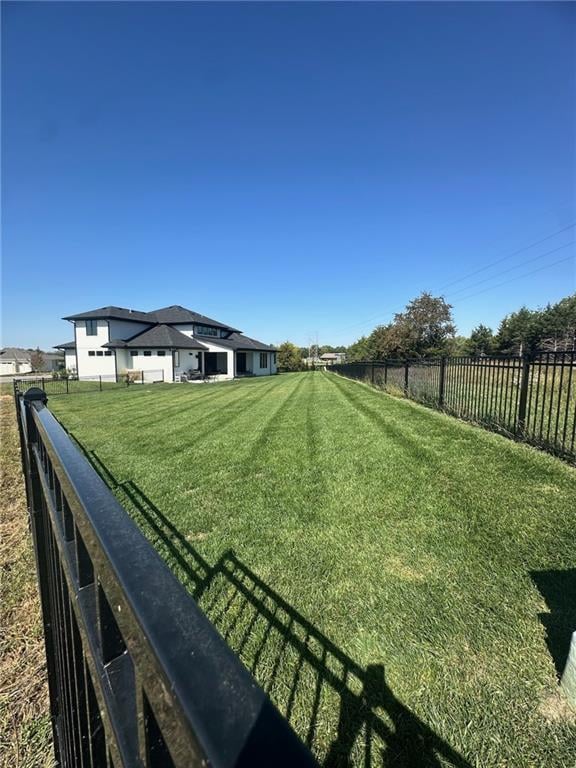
[48,371,576,767]
[339,358,576,462]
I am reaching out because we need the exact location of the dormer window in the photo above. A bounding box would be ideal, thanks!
[85,319,97,336]
[194,324,218,337]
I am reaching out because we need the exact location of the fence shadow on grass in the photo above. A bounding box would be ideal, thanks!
[71,436,471,768]
[531,569,576,679]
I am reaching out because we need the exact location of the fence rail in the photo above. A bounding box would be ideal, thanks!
[14,370,164,396]
[332,352,576,463]
[15,387,316,767]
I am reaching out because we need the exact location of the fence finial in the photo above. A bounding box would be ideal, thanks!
[23,387,48,406]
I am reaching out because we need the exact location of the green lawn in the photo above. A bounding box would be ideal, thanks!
[49,372,576,767]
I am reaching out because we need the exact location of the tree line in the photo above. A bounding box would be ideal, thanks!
[276,292,576,369]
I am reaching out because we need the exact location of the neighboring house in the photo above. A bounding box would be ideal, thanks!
[0,348,32,375]
[0,347,64,375]
[54,305,277,382]
[319,352,346,366]
[302,352,346,368]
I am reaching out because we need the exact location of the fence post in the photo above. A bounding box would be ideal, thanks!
[371,361,375,385]
[517,353,531,436]
[404,360,409,395]
[99,375,102,392]
[141,370,144,385]
[66,377,69,394]
[384,361,388,385]
[438,357,446,408]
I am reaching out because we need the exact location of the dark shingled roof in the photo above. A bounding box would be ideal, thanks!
[207,333,276,352]
[54,341,76,349]
[62,304,241,332]
[104,324,209,350]
[150,305,241,332]
[62,305,153,323]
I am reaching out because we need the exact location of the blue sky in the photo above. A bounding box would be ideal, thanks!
[2,1,574,350]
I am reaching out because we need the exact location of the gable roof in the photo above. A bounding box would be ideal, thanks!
[62,304,241,332]
[208,333,276,352]
[104,324,209,350]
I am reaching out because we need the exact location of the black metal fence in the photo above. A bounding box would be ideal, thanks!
[332,351,576,463]
[15,387,316,767]
[13,370,164,396]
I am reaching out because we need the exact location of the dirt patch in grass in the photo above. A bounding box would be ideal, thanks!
[539,690,576,725]
[0,394,53,767]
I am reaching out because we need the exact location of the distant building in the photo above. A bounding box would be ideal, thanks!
[319,352,346,366]
[0,347,64,375]
[302,352,346,368]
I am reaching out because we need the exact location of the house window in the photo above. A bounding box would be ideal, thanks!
[157,350,166,356]
[143,350,152,357]
[259,352,268,368]
[85,319,97,336]
[195,324,218,337]
[88,351,95,356]
[104,351,112,356]
[174,351,180,367]
[96,351,103,356]
[130,351,138,357]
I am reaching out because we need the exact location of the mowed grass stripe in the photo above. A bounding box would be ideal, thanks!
[49,372,576,767]
[124,377,276,428]
[325,371,575,565]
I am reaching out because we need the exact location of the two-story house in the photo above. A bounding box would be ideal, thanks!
[55,305,277,382]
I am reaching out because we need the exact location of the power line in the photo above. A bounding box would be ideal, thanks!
[450,253,575,305]
[444,241,574,299]
[327,222,576,338]
[437,222,575,291]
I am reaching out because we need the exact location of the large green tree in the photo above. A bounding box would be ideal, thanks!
[446,336,470,356]
[467,324,495,356]
[346,335,371,361]
[539,295,576,351]
[277,341,302,370]
[389,292,456,358]
[347,292,456,360]
[496,307,544,355]
[346,292,575,361]
[319,344,347,355]
[495,296,576,354]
